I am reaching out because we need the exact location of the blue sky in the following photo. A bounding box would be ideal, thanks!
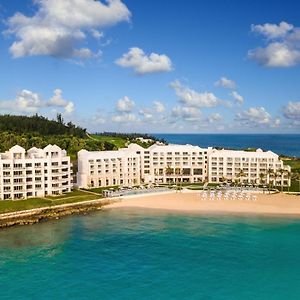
[1,0,300,133]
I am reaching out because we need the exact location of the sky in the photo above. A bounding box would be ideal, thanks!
[1,0,300,133]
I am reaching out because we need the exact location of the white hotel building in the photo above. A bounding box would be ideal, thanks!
[77,143,291,189]
[0,145,72,200]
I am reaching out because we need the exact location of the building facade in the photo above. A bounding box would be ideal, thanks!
[0,145,72,200]
[208,148,291,185]
[77,143,291,189]
[77,148,141,189]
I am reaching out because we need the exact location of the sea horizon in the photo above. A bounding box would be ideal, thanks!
[154,133,300,158]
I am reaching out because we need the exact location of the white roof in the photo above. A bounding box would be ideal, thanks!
[148,143,207,152]
[9,145,25,152]
[210,148,278,158]
[79,149,139,159]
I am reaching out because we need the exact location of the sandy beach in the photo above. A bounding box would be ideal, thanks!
[105,191,300,216]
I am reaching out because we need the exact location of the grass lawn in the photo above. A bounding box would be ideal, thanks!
[281,179,300,193]
[91,135,127,149]
[283,158,300,173]
[0,190,102,214]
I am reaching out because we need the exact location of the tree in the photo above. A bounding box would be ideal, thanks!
[56,113,64,125]
[292,172,300,193]
[165,165,173,185]
[286,171,292,193]
[267,168,274,194]
[237,170,246,184]
[259,172,266,185]
[175,168,182,192]
[277,169,285,192]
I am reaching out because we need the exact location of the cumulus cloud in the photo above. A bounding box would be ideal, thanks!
[207,112,222,123]
[215,77,236,89]
[112,113,138,123]
[116,96,135,112]
[283,101,300,120]
[248,42,300,67]
[0,89,75,114]
[230,91,244,104]
[249,21,300,67]
[235,106,280,127]
[6,0,131,59]
[170,80,224,108]
[139,108,153,120]
[115,47,173,75]
[171,106,201,122]
[251,21,293,39]
[153,100,165,113]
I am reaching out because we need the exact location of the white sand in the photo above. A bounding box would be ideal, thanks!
[105,191,300,216]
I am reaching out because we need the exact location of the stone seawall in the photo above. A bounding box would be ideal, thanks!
[0,198,119,229]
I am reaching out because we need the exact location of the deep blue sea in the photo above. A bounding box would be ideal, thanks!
[1,209,300,299]
[155,134,300,157]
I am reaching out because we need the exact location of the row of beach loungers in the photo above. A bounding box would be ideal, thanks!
[200,190,257,201]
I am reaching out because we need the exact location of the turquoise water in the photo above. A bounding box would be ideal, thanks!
[1,208,300,299]
[155,134,300,157]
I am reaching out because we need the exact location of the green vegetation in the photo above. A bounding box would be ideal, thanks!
[90,135,127,149]
[0,115,166,162]
[283,158,300,173]
[0,190,102,214]
[92,132,166,149]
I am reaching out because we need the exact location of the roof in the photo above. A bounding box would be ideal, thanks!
[148,143,207,152]
[210,148,278,158]
[9,145,25,152]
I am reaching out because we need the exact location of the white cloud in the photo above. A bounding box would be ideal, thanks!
[171,106,201,122]
[283,101,300,120]
[207,113,222,123]
[249,21,300,67]
[112,113,138,123]
[251,21,293,39]
[235,107,275,127]
[116,96,135,112]
[90,29,104,40]
[230,91,244,104]
[248,42,300,67]
[139,108,153,120]
[153,100,165,113]
[6,0,131,59]
[215,77,236,89]
[0,89,75,114]
[170,80,223,108]
[115,47,173,75]
[47,89,74,114]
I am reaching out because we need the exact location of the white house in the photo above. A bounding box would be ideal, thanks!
[0,145,72,200]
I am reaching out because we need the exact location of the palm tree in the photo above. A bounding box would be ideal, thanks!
[237,170,246,185]
[259,172,266,185]
[286,171,292,193]
[292,172,300,193]
[175,168,182,192]
[165,165,173,186]
[277,168,285,192]
[267,168,274,193]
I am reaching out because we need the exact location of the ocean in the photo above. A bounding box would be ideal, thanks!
[1,208,300,299]
[154,134,300,157]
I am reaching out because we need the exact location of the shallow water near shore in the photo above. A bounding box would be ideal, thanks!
[1,208,300,299]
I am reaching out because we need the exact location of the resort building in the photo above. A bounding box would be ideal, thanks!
[208,148,291,186]
[77,143,291,188]
[0,145,72,200]
[77,148,141,189]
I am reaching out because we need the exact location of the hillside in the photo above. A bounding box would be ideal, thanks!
[0,115,164,160]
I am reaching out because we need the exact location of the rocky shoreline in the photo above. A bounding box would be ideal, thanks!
[0,198,119,229]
